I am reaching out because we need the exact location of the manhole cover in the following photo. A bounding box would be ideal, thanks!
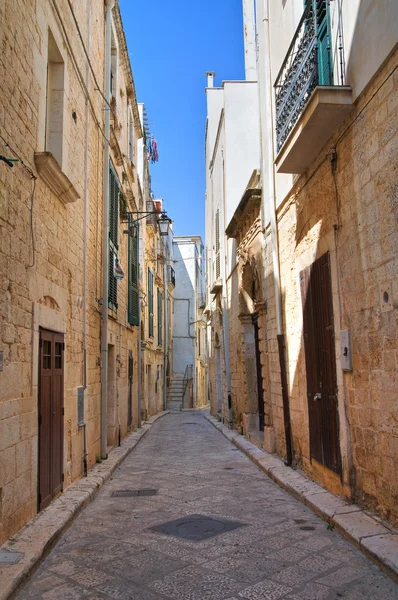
[0,550,24,564]
[149,514,246,542]
[111,489,157,498]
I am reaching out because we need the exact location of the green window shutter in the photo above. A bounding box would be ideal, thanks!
[128,222,139,326]
[148,269,154,337]
[157,289,162,346]
[315,0,332,85]
[108,165,119,310]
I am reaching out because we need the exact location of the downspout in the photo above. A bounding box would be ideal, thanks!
[137,220,143,427]
[163,256,168,410]
[258,0,292,465]
[100,0,114,459]
[221,149,233,424]
[81,0,91,477]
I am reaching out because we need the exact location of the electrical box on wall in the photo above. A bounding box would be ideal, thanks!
[340,329,352,372]
[77,386,85,427]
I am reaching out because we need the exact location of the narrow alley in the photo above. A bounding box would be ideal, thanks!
[17,413,397,600]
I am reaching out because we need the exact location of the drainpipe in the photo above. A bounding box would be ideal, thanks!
[163,256,168,411]
[100,0,114,459]
[257,0,292,465]
[242,0,257,81]
[137,221,143,427]
[80,0,91,477]
[221,149,233,424]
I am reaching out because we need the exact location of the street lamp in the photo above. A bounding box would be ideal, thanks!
[123,209,172,237]
[158,212,172,236]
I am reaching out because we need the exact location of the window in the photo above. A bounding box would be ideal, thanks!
[148,269,154,337]
[109,165,119,310]
[157,289,163,346]
[128,222,139,325]
[128,107,134,164]
[46,31,65,167]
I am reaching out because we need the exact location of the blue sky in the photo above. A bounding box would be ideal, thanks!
[119,0,245,240]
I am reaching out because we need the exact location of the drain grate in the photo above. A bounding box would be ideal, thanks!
[149,514,246,542]
[111,489,158,498]
[300,525,315,531]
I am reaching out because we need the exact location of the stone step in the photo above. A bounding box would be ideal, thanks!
[166,401,182,412]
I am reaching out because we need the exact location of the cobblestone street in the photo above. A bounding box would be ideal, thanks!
[17,413,397,600]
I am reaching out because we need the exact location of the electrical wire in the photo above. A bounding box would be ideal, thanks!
[27,178,37,268]
[0,134,37,268]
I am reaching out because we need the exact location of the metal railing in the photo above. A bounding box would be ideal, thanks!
[274,1,344,153]
[182,364,193,403]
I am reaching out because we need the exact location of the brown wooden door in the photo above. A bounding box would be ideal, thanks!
[38,329,64,510]
[300,252,341,474]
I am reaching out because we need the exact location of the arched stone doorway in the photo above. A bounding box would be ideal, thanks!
[239,260,265,441]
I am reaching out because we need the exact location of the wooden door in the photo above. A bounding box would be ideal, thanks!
[300,252,341,473]
[38,329,64,510]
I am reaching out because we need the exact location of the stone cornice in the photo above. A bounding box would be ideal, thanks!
[34,152,80,204]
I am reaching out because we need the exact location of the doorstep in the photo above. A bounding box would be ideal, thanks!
[0,411,169,600]
[205,411,398,584]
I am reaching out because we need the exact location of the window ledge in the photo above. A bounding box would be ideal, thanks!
[34,152,80,204]
[210,280,223,295]
[275,86,353,174]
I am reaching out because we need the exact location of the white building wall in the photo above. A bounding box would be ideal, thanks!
[172,238,197,375]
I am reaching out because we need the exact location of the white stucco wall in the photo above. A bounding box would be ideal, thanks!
[172,238,200,375]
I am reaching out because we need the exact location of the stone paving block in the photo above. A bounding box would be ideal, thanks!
[361,533,398,580]
[333,510,391,545]
[9,413,398,600]
[205,412,398,582]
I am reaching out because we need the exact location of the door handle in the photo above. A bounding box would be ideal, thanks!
[314,393,322,401]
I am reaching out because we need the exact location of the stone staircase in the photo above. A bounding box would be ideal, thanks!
[166,373,185,411]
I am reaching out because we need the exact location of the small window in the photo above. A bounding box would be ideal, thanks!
[46,31,65,167]
[128,108,134,164]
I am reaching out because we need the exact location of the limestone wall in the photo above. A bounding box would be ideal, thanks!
[0,0,144,543]
[272,48,398,524]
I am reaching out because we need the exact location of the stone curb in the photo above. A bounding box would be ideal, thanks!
[204,412,398,584]
[0,411,170,600]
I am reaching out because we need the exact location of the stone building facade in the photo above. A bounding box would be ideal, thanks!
[205,0,398,525]
[0,0,172,544]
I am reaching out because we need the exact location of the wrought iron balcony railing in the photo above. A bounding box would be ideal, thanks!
[274,0,343,154]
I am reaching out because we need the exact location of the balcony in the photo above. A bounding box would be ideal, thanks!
[274,1,352,174]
